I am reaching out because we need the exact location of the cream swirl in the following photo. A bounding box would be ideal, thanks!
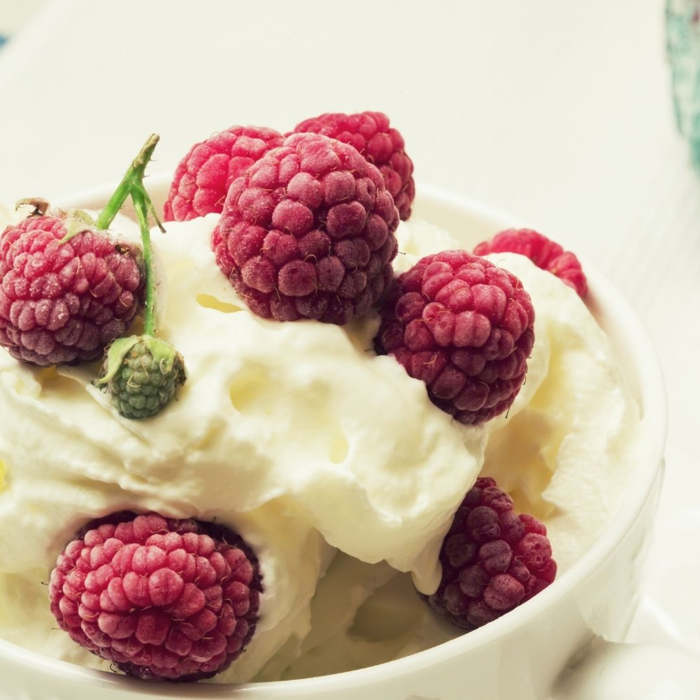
[0,212,485,681]
[0,209,641,681]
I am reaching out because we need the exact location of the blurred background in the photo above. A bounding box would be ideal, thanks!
[0,0,698,678]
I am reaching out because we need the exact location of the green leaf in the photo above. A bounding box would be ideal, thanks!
[96,335,142,385]
[58,209,97,244]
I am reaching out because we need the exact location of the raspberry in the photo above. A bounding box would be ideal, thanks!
[0,213,143,366]
[99,335,186,419]
[375,250,534,425]
[427,477,556,630]
[474,228,588,298]
[49,512,262,682]
[293,111,415,220]
[164,126,284,221]
[213,132,399,324]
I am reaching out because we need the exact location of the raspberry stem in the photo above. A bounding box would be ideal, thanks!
[15,198,49,217]
[131,182,157,336]
[98,133,164,336]
[95,135,186,419]
[96,134,160,231]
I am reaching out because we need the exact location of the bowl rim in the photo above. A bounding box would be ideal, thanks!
[0,180,667,697]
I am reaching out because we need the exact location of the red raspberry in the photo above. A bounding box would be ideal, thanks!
[163,126,284,221]
[474,228,588,298]
[375,250,534,425]
[213,133,399,324]
[49,512,262,682]
[293,111,415,220]
[427,477,556,630]
[0,214,143,366]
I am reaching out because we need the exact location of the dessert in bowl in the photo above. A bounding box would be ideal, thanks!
[0,119,665,699]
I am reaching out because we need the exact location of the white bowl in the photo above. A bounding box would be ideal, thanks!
[0,181,666,700]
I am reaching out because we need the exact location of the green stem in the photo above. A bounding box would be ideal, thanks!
[131,183,157,336]
[96,134,160,230]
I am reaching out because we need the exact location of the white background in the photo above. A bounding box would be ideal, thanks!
[0,0,698,670]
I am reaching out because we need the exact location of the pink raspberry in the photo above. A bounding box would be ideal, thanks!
[163,126,284,221]
[474,228,588,298]
[213,132,399,324]
[0,213,143,366]
[293,111,415,220]
[49,512,262,682]
[376,250,534,425]
[427,477,556,630]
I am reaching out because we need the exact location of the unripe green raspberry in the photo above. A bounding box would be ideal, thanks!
[98,335,186,419]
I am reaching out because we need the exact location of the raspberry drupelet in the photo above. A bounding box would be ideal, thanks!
[163,126,284,222]
[293,111,415,220]
[49,512,262,682]
[213,132,400,324]
[474,228,588,298]
[0,208,142,366]
[375,250,534,425]
[427,477,556,630]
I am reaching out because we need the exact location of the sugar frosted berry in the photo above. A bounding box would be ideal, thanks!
[49,512,262,682]
[164,126,284,221]
[426,477,556,629]
[293,111,415,220]
[213,132,400,324]
[474,228,588,298]
[99,335,186,419]
[0,208,142,366]
[376,250,534,425]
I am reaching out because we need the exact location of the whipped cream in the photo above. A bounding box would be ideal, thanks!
[254,225,643,680]
[0,211,484,681]
[480,253,643,572]
[0,207,642,682]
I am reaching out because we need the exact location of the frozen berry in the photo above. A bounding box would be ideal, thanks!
[474,228,587,298]
[213,132,399,324]
[0,210,143,366]
[164,126,284,221]
[426,476,556,629]
[375,250,534,425]
[293,111,415,220]
[49,512,262,682]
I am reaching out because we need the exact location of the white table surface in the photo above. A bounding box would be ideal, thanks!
[0,0,698,688]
